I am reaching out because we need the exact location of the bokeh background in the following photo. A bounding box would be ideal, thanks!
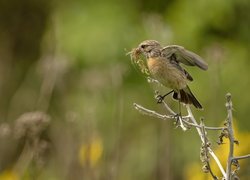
[0,0,249,179]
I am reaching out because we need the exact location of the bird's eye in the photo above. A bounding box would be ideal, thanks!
[141,44,146,48]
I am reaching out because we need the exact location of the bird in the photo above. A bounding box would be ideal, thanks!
[132,40,208,109]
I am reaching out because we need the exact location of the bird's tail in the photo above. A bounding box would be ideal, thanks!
[173,86,202,109]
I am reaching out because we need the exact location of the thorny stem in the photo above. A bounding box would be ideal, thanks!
[226,93,235,180]
[186,106,226,178]
[200,120,217,179]
[223,94,250,179]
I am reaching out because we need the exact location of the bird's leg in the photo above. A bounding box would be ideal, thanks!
[174,93,182,125]
[156,90,174,104]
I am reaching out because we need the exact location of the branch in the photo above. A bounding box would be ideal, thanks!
[134,103,224,131]
[133,103,173,120]
[233,154,250,161]
[180,119,225,131]
[225,93,235,180]
[134,103,189,131]
[158,94,225,131]
[186,106,226,178]
[161,101,188,130]
[133,102,226,178]
[200,119,218,179]
[133,91,250,179]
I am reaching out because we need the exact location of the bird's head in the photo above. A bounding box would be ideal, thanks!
[137,40,161,58]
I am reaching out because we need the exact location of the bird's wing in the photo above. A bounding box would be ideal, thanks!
[169,58,193,81]
[161,45,208,70]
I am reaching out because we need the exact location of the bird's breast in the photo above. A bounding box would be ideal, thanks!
[147,57,187,89]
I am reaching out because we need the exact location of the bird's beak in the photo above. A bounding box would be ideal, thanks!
[126,47,140,55]
[136,47,142,53]
[127,47,142,60]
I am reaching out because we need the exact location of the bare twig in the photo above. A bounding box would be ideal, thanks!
[160,100,188,131]
[134,103,189,131]
[233,154,250,161]
[133,103,173,120]
[200,119,218,179]
[162,100,176,115]
[181,119,225,130]
[134,103,225,131]
[133,102,227,178]
[186,106,226,178]
[155,91,224,131]
[134,91,250,179]
[225,93,235,180]
[134,102,221,132]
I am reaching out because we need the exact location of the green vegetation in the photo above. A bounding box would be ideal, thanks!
[0,0,249,179]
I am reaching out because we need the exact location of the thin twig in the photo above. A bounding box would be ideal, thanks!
[233,154,250,161]
[186,106,226,178]
[161,99,224,130]
[161,100,188,130]
[200,119,218,179]
[134,103,225,131]
[134,103,173,120]
[134,103,190,132]
[182,119,225,130]
[162,101,176,115]
[203,126,225,131]
[225,93,235,180]
[133,91,250,179]
[134,102,227,178]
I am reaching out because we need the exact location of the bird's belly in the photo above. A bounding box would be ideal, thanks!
[147,58,187,90]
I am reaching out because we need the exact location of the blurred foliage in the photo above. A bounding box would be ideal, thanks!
[0,169,19,180]
[0,0,249,179]
[78,135,103,168]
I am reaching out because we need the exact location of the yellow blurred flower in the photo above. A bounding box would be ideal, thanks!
[78,136,103,168]
[0,169,19,180]
[185,122,250,180]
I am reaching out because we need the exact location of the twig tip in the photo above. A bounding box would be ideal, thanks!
[226,93,231,100]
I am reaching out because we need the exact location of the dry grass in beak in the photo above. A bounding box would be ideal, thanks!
[128,48,150,75]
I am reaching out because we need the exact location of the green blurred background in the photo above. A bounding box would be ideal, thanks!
[0,0,249,179]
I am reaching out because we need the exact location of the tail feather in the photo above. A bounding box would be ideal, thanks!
[173,86,202,109]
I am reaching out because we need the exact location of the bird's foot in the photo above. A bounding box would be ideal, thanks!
[156,94,166,104]
[173,113,182,125]
[155,90,174,104]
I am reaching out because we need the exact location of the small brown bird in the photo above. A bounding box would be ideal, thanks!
[133,40,208,109]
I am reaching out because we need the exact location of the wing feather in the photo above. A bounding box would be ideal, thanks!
[161,45,208,70]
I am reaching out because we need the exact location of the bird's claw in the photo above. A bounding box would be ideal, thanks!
[155,90,174,104]
[173,113,182,124]
[156,94,165,104]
